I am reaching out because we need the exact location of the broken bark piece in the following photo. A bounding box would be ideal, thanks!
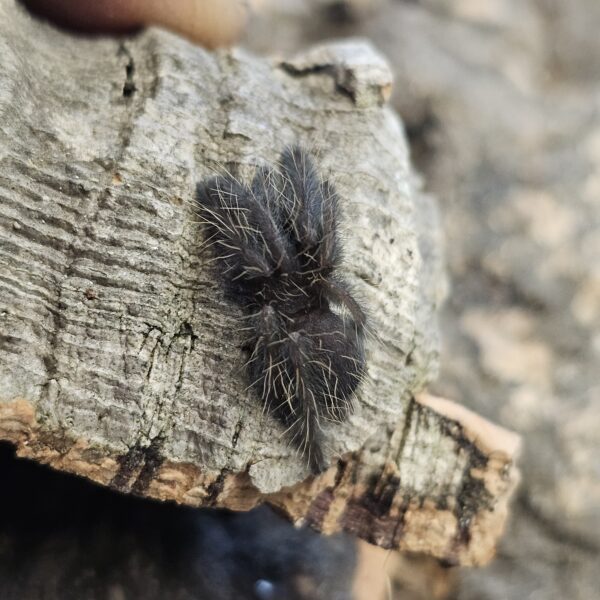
[280,38,393,106]
[0,393,520,566]
[268,394,521,566]
[0,1,519,565]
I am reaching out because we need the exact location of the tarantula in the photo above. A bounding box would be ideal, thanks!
[196,147,366,473]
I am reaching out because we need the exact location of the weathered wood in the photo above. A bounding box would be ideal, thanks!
[0,2,519,565]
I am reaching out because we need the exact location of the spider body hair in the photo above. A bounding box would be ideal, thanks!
[196,147,366,473]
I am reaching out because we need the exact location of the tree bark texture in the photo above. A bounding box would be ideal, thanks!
[0,1,519,565]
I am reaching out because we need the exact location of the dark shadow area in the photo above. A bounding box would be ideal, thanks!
[0,443,356,600]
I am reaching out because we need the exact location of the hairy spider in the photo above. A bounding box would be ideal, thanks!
[196,147,366,473]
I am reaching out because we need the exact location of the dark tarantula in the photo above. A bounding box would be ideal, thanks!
[196,147,366,473]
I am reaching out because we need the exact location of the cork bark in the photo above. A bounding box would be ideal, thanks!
[0,2,519,566]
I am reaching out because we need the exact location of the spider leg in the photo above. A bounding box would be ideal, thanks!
[196,177,272,285]
[320,277,367,330]
[278,147,340,273]
[248,166,297,273]
[250,166,290,234]
[314,178,340,272]
[196,173,296,290]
